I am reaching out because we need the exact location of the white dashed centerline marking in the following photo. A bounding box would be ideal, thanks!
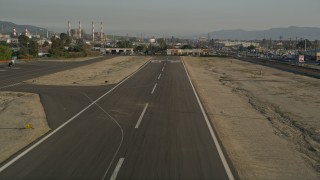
[110,158,125,180]
[151,83,157,94]
[161,67,164,72]
[158,73,162,80]
[135,103,149,128]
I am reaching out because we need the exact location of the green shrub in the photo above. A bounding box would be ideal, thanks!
[0,45,12,60]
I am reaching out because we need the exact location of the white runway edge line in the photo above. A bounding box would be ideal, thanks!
[0,60,151,173]
[110,158,125,180]
[181,58,235,180]
[135,103,149,128]
[151,83,157,94]
[158,73,162,80]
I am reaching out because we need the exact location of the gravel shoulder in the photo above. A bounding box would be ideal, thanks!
[26,56,150,86]
[183,56,320,180]
[0,92,50,163]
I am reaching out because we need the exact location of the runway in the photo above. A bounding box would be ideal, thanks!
[0,56,235,179]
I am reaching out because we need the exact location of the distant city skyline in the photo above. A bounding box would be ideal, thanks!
[1,0,319,37]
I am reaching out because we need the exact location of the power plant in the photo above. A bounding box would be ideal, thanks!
[67,21,106,42]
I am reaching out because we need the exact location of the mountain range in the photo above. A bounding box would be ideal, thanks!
[0,21,49,36]
[207,26,320,40]
[1,21,320,41]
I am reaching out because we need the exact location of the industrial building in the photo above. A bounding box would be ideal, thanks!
[216,40,260,47]
[167,49,210,56]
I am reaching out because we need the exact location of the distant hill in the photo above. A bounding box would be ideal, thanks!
[208,26,320,40]
[0,21,49,36]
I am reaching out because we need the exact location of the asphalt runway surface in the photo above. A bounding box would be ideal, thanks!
[0,56,235,179]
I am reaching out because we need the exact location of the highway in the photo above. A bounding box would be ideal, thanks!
[0,56,235,179]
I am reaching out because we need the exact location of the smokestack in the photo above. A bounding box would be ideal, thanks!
[13,27,17,36]
[92,21,95,42]
[68,21,71,36]
[25,27,28,35]
[100,22,103,41]
[79,21,82,39]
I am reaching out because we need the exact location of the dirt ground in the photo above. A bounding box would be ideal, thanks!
[0,92,50,163]
[27,56,150,86]
[0,56,150,164]
[183,56,320,180]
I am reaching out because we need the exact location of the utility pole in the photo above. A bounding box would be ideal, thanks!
[68,21,71,37]
[207,33,210,49]
[315,40,318,60]
[305,39,307,52]
[92,21,95,42]
[289,38,292,51]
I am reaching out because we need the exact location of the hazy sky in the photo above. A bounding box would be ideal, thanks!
[1,0,319,37]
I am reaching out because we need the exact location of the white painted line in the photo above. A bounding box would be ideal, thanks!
[135,103,149,128]
[0,60,151,173]
[181,57,235,180]
[161,67,164,72]
[0,82,22,90]
[164,62,166,66]
[151,83,157,94]
[158,73,162,80]
[82,94,124,180]
[110,158,125,180]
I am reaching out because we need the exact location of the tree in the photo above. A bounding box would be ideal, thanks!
[72,40,91,56]
[116,40,132,48]
[0,45,12,60]
[134,45,146,53]
[296,39,312,50]
[208,39,215,48]
[49,36,64,56]
[60,33,71,46]
[18,35,30,47]
[0,41,8,46]
[260,39,269,48]
[157,38,168,51]
[247,45,256,51]
[43,41,50,47]
[181,45,193,49]
[60,33,68,42]
[29,40,39,57]
[18,47,29,58]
